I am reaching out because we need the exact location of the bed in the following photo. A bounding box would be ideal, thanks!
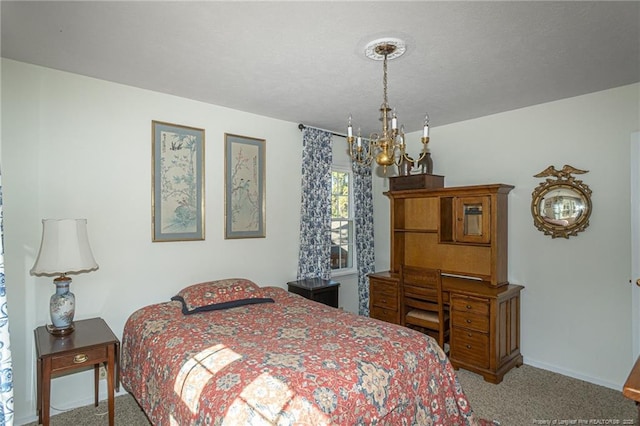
[121,278,495,425]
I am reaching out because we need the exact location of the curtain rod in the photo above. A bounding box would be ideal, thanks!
[298,123,347,139]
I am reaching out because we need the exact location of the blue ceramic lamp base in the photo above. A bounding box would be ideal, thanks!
[48,276,76,336]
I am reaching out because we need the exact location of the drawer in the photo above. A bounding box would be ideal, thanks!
[370,283,398,310]
[451,328,490,369]
[370,306,399,324]
[451,295,490,316]
[452,311,490,332]
[51,346,108,372]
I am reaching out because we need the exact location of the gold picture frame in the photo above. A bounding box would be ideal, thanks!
[152,121,205,242]
[224,133,266,239]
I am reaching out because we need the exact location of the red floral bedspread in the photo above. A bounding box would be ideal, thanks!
[121,286,495,425]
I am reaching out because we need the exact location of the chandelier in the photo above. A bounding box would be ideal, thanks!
[347,38,431,175]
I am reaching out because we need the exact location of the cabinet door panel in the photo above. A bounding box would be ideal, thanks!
[455,196,491,244]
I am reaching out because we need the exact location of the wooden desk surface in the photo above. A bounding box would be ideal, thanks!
[369,271,524,299]
[623,355,640,403]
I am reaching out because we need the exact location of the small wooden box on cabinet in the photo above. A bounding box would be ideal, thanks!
[34,317,120,426]
[287,278,340,308]
[389,174,445,191]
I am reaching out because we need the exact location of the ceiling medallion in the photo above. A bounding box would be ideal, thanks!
[364,37,407,61]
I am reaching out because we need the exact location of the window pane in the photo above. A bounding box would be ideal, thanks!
[332,171,349,196]
[339,244,347,268]
[331,220,345,243]
[331,221,342,243]
[331,197,339,218]
[330,170,353,271]
[335,198,347,218]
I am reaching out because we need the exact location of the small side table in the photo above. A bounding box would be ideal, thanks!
[34,317,120,426]
[287,278,340,308]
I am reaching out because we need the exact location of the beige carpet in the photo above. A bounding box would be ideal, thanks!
[25,364,638,425]
[456,365,638,425]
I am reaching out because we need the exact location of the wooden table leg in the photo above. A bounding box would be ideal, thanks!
[36,357,42,425]
[115,341,120,392]
[107,344,115,426]
[41,357,51,426]
[94,364,99,407]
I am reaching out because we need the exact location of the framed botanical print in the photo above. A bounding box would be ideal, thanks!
[224,133,266,239]
[152,121,205,242]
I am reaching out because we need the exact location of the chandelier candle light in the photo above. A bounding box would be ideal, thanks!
[30,218,99,335]
[347,38,432,175]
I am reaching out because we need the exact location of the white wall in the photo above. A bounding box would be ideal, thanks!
[373,83,640,390]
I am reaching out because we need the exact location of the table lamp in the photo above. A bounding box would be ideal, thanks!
[30,219,99,335]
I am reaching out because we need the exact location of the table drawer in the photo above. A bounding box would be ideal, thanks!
[451,328,490,369]
[370,283,398,310]
[370,306,398,324]
[452,311,490,332]
[51,346,107,371]
[451,295,490,316]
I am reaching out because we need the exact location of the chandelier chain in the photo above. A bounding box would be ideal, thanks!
[383,53,388,107]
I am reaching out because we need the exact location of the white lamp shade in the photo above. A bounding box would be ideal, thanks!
[31,219,99,275]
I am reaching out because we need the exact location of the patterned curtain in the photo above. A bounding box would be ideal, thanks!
[0,170,14,425]
[352,161,376,316]
[297,128,333,280]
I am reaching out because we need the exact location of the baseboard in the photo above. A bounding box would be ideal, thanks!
[524,358,623,391]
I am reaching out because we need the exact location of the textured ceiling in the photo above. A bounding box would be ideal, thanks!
[2,1,639,136]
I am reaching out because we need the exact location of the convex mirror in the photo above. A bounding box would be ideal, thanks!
[531,165,592,239]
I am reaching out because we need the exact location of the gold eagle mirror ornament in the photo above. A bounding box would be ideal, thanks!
[531,165,592,239]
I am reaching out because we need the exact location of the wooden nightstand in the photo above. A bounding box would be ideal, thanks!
[34,317,120,426]
[287,278,340,308]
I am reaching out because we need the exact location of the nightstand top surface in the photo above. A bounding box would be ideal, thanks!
[287,278,340,290]
[34,317,119,358]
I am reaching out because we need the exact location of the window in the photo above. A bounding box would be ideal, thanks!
[331,167,354,272]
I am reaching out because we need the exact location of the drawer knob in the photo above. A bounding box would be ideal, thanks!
[466,344,472,349]
[73,354,88,364]
[381,299,387,304]
[466,305,472,309]
[466,319,472,323]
